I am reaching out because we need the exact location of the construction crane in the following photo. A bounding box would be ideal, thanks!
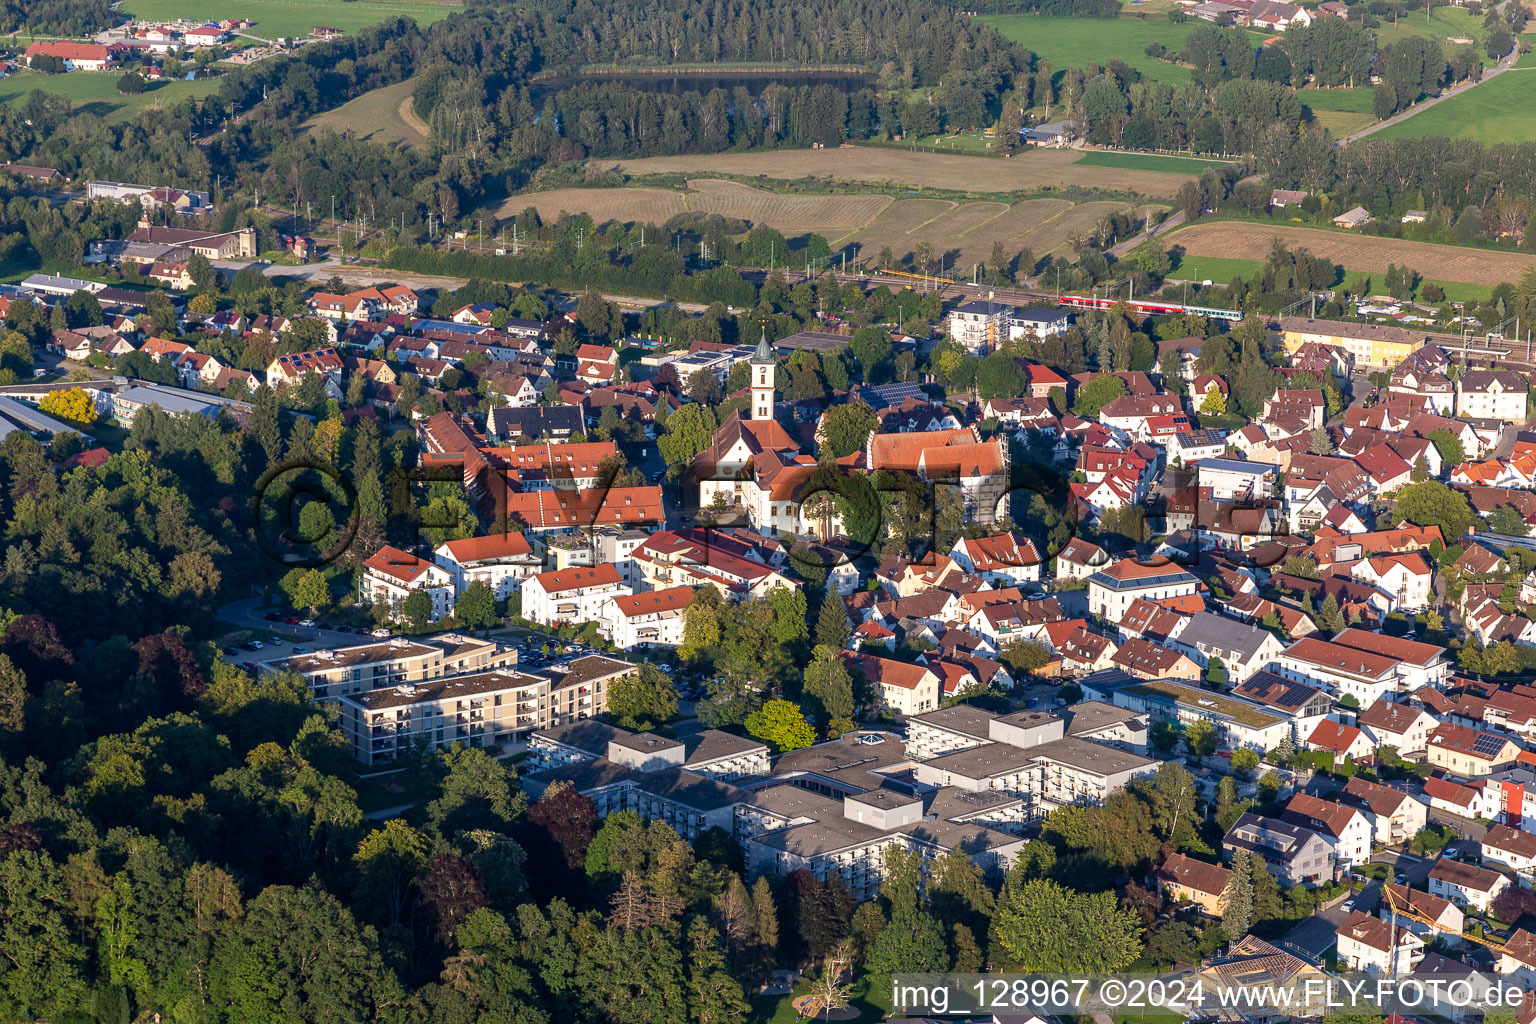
[1380,881,1509,958]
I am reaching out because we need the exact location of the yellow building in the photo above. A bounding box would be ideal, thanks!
[1278,316,1426,370]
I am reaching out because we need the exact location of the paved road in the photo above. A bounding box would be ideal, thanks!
[1340,16,1519,144]
[216,596,379,663]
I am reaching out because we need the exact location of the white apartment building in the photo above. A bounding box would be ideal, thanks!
[599,586,694,649]
[1480,823,1536,875]
[264,633,517,699]
[521,564,630,628]
[433,532,543,600]
[1273,637,1403,709]
[1456,370,1528,422]
[337,659,619,764]
[948,300,1014,356]
[1281,794,1373,871]
[1086,558,1200,622]
[359,545,457,623]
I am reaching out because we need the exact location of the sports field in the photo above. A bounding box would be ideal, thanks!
[0,70,220,120]
[615,145,1197,197]
[306,78,430,146]
[1371,52,1536,143]
[121,0,458,38]
[501,180,1160,269]
[1163,221,1536,289]
[980,14,1204,83]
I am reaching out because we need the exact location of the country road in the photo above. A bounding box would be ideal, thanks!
[1339,42,1520,144]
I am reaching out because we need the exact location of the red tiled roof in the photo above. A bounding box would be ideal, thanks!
[529,563,623,594]
[437,532,533,562]
[611,586,695,617]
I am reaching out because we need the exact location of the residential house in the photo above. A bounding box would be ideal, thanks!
[1480,823,1536,875]
[1055,537,1109,580]
[1274,636,1404,709]
[949,533,1043,586]
[521,564,629,628]
[1086,557,1200,622]
[1427,722,1522,777]
[1154,852,1231,915]
[1306,719,1375,761]
[1168,611,1286,684]
[850,653,941,716]
[599,587,694,650]
[1336,910,1425,973]
[1341,777,1428,846]
[433,533,542,600]
[1457,370,1528,423]
[1356,700,1438,756]
[359,545,457,623]
[1223,812,1336,885]
[1281,793,1373,870]
[1427,857,1511,912]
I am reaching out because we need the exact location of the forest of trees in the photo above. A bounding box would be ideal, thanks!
[0,0,114,35]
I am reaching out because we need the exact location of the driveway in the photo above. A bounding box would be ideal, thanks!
[216,597,382,663]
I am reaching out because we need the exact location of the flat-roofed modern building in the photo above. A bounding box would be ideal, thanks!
[1114,679,1290,753]
[261,633,517,699]
[337,653,635,764]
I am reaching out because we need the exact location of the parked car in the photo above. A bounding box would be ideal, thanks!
[246,641,263,650]
[371,628,391,638]
[283,616,299,625]
[317,622,334,631]
[221,647,238,655]
[299,619,315,627]
[241,662,257,671]
[268,636,284,645]
[264,612,282,621]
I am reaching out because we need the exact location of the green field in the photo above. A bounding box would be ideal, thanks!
[0,69,220,120]
[121,0,459,39]
[1371,58,1536,143]
[1371,5,1487,48]
[1164,253,1493,303]
[1297,86,1375,136]
[305,77,430,146]
[1075,150,1234,173]
[981,14,1204,83]
[1167,254,1262,284]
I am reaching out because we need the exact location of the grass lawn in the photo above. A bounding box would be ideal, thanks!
[981,14,1202,83]
[912,130,996,152]
[1075,150,1234,173]
[1298,86,1376,136]
[749,971,893,1024]
[121,0,460,39]
[1371,5,1487,48]
[0,70,220,120]
[1166,253,1262,283]
[1370,61,1536,144]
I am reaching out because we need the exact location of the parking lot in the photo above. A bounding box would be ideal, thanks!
[220,611,395,670]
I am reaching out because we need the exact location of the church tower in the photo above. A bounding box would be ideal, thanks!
[750,326,776,421]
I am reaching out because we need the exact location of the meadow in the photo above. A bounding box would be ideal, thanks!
[0,70,220,120]
[1370,50,1536,143]
[305,78,430,146]
[1297,87,1375,137]
[120,0,458,39]
[979,13,1204,83]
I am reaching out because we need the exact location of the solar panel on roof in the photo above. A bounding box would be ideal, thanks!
[1471,732,1507,756]
[859,382,926,410]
